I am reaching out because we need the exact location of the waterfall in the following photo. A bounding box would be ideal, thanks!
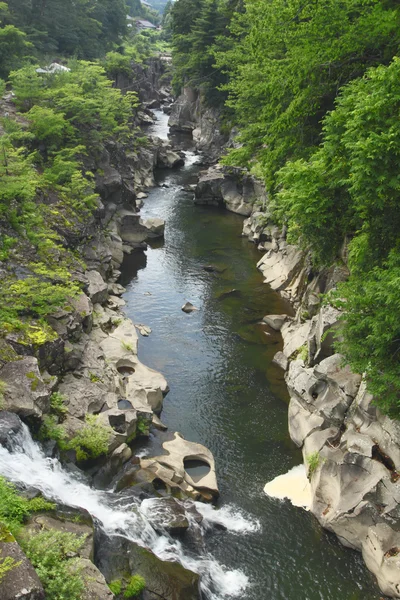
[0,422,259,599]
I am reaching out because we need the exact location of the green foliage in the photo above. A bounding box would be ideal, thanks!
[49,392,68,418]
[109,579,122,595]
[4,0,127,69]
[68,415,112,462]
[39,415,67,451]
[89,373,101,383]
[333,251,400,417]
[0,552,21,582]
[0,58,142,340]
[0,476,55,536]
[21,529,86,600]
[126,0,161,25]
[297,345,308,363]
[170,0,231,105]
[273,57,400,415]
[26,106,71,150]
[8,65,44,109]
[216,0,400,186]
[121,341,134,352]
[306,452,320,479]
[0,22,31,79]
[124,575,146,598]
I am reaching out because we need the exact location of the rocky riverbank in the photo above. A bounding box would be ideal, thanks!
[191,155,400,596]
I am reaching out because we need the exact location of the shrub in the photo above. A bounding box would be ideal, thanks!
[121,341,134,352]
[21,529,86,600]
[49,392,68,418]
[68,415,112,461]
[0,477,55,535]
[0,380,6,409]
[124,575,146,598]
[306,452,320,479]
[39,415,67,447]
[109,579,122,595]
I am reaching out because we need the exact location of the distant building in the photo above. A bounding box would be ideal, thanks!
[136,19,156,29]
[140,0,152,7]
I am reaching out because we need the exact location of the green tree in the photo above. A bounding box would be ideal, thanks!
[216,0,399,187]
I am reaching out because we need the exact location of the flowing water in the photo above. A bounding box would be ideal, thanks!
[0,110,381,600]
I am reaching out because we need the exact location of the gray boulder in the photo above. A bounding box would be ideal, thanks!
[0,357,51,419]
[85,271,109,305]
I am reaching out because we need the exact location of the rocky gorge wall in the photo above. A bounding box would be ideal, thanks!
[168,88,228,162]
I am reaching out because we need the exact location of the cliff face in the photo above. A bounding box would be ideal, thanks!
[168,88,227,161]
[244,205,400,598]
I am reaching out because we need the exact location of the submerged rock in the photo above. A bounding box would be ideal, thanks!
[202,264,227,274]
[181,302,198,313]
[262,314,289,331]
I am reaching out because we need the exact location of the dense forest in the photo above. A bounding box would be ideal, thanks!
[170,0,400,416]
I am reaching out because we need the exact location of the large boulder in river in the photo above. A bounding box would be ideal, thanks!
[139,218,165,239]
[0,357,52,419]
[139,432,219,501]
[0,524,45,600]
[116,210,165,245]
[139,497,202,535]
[362,523,400,598]
[195,165,266,216]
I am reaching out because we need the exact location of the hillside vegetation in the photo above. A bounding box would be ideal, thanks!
[170,0,400,415]
[0,1,165,347]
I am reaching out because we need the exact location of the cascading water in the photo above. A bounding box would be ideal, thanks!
[0,421,259,599]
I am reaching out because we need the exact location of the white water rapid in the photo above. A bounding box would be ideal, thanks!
[0,422,258,599]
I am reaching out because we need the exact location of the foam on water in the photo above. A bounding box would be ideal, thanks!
[0,422,253,599]
[195,502,261,533]
[263,464,311,510]
[183,150,201,167]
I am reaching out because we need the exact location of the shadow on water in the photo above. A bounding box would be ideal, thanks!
[119,112,381,600]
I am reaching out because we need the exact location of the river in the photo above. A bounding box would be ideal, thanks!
[120,110,381,600]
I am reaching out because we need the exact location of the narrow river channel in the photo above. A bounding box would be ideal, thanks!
[120,112,381,600]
